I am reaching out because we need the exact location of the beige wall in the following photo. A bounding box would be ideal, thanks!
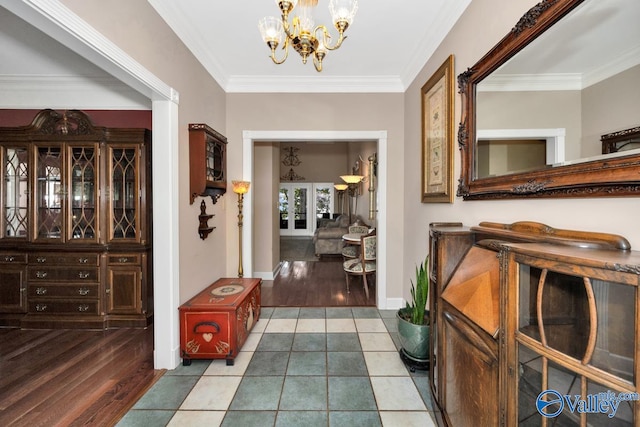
[61,0,229,303]
[403,0,640,305]
[281,141,349,182]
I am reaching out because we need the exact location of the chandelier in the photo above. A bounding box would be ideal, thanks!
[258,0,358,72]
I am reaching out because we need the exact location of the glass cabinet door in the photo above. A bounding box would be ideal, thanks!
[2,146,29,238]
[110,147,139,241]
[35,146,63,240]
[514,263,637,426]
[69,145,98,241]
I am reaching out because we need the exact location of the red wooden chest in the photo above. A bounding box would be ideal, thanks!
[179,277,261,366]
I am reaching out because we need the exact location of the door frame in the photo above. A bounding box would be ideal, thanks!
[243,130,389,309]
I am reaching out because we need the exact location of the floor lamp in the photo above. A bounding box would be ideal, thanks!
[232,180,250,278]
[333,183,348,215]
[340,175,364,223]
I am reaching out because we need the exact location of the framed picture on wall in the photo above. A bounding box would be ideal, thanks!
[421,54,454,203]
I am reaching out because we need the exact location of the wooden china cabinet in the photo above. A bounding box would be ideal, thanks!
[0,109,152,328]
[429,221,640,426]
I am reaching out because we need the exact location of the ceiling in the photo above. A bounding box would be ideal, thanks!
[147,0,472,93]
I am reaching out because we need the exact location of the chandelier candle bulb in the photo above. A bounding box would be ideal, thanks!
[259,0,358,72]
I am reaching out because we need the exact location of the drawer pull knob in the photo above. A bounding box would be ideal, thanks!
[78,304,90,312]
[35,271,48,279]
[78,288,90,296]
[36,287,47,295]
[36,257,46,263]
[78,258,89,264]
[78,272,90,279]
[35,304,47,312]
[4,255,15,262]
[118,257,129,263]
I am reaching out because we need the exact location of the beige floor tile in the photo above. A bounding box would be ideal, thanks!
[379,411,436,427]
[295,318,326,333]
[358,332,396,351]
[370,377,427,411]
[179,376,242,410]
[264,318,297,333]
[326,318,357,333]
[355,318,387,333]
[251,317,268,333]
[364,351,410,376]
[243,332,262,351]
[168,410,226,427]
[203,351,253,376]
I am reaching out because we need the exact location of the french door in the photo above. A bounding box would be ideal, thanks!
[279,183,312,236]
[279,183,335,236]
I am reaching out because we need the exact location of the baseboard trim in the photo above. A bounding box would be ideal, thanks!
[253,262,282,281]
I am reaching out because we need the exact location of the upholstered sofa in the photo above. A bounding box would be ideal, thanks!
[313,215,369,257]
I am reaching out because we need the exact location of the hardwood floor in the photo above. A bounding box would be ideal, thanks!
[0,326,162,427]
[262,258,376,307]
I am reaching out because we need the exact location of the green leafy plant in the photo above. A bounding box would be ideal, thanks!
[399,256,430,325]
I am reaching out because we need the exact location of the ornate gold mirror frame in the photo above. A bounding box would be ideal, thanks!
[457,0,640,200]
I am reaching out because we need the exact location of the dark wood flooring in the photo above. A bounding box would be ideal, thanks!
[262,258,376,307]
[0,326,161,427]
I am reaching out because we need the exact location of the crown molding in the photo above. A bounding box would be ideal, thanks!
[583,44,640,89]
[0,74,151,109]
[400,0,472,88]
[478,73,583,92]
[225,75,405,93]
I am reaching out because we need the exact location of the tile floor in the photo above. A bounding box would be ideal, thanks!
[117,307,438,427]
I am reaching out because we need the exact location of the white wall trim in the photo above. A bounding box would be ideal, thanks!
[243,130,390,309]
[477,128,566,165]
[254,261,282,282]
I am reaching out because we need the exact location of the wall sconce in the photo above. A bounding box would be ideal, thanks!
[340,174,364,223]
[232,180,250,278]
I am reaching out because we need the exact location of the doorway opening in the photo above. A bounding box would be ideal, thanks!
[242,130,388,309]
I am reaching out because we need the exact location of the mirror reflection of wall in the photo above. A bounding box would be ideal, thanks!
[475,0,640,178]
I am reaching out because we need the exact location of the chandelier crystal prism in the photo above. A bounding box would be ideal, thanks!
[258,0,358,72]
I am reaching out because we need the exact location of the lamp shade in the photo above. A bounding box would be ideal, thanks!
[333,183,348,191]
[232,180,251,195]
[340,175,364,184]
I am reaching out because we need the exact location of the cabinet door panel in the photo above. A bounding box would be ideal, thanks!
[0,266,27,312]
[107,266,142,314]
[108,146,140,242]
[35,145,63,241]
[2,145,29,239]
[68,145,98,242]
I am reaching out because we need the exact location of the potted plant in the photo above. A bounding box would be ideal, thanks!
[396,256,430,369]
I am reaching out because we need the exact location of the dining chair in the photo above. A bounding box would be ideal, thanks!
[343,234,376,299]
[341,225,371,259]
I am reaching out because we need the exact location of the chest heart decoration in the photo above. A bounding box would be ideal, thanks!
[202,333,213,342]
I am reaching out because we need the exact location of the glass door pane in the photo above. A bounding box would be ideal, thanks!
[279,187,289,230]
[314,183,334,229]
[69,146,97,240]
[2,146,28,238]
[111,147,138,240]
[293,186,308,230]
[36,146,62,240]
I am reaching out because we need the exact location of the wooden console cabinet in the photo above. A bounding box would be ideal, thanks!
[429,221,638,426]
[0,109,152,328]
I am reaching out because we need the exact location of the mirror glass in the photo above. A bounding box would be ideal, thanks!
[475,0,640,179]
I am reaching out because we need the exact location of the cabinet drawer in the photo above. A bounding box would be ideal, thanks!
[107,254,141,265]
[28,300,100,315]
[0,253,27,264]
[28,284,99,298]
[28,267,99,282]
[29,253,100,266]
